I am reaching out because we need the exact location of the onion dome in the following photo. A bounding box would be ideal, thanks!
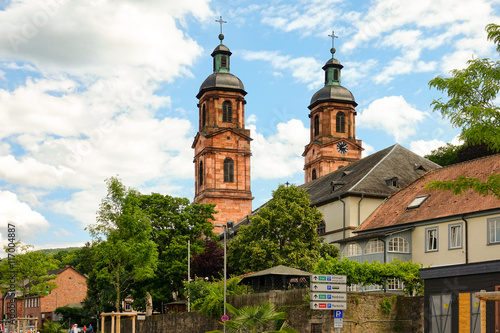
[309,47,356,109]
[197,34,246,99]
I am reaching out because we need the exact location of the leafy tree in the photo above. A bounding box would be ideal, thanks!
[186,277,249,318]
[424,143,461,166]
[0,243,58,316]
[54,306,89,327]
[131,192,216,311]
[190,240,226,281]
[88,177,159,312]
[40,321,67,333]
[207,301,299,333]
[228,184,334,274]
[427,23,500,197]
[313,257,423,296]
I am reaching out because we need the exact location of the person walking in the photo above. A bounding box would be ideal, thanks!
[83,326,86,332]
[87,324,93,333]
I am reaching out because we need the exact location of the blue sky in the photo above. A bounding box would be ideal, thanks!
[0,0,498,249]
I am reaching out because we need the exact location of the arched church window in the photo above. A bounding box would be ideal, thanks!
[199,161,204,186]
[221,55,227,68]
[223,158,234,182]
[312,169,317,180]
[333,69,339,81]
[314,115,319,136]
[222,101,233,122]
[202,104,206,128]
[336,111,345,133]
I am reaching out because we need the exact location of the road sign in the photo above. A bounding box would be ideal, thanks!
[221,315,229,322]
[334,318,343,328]
[311,274,347,284]
[310,301,347,310]
[334,310,343,318]
[311,292,347,301]
[310,283,347,293]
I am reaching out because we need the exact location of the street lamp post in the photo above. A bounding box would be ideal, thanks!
[215,221,234,333]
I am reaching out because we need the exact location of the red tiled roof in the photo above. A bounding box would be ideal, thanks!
[355,154,500,233]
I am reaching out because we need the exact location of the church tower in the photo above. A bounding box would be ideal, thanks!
[303,33,363,183]
[192,19,253,229]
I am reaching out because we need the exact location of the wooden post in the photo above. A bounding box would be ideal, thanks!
[480,296,486,333]
[474,290,500,333]
[132,315,136,333]
[101,314,105,333]
[116,314,121,333]
[111,314,115,333]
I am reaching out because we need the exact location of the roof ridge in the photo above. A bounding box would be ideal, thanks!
[348,144,398,192]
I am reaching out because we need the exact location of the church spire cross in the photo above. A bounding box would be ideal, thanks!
[216,15,227,38]
[328,31,338,56]
[215,16,227,43]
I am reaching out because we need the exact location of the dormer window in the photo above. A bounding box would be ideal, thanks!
[414,164,426,172]
[385,177,399,187]
[407,195,430,209]
[331,181,344,192]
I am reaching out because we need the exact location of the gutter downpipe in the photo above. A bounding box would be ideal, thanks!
[461,215,469,264]
[338,195,346,239]
[379,238,387,293]
[358,194,365,226]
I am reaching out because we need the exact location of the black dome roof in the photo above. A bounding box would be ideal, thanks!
[309,85,357,108]
[197,73,246,98]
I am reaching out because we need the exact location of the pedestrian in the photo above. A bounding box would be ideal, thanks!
[83,325,86,332]
[87,324,93,333]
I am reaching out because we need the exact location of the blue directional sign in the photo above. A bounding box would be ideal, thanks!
[334,310,343,319]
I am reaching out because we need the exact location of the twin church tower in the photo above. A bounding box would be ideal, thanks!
[192,22,362,229]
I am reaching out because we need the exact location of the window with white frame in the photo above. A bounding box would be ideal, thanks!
[488,217,500,245]
[344,242,362,257]
[426,227,438,252]
[364,239,384,254]
[388,237,409,253]
[449,223,462,249]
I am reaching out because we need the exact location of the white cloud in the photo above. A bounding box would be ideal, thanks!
[0,0,211,80]
[361,142,375,157]
[260,0,343,36]
[247,114,258,124]
[0,191,50,245]
[251,119,308,179]
[410,134,464,156]
[242,50,322,89]
[357,96,428,142]
[410,139,447,156]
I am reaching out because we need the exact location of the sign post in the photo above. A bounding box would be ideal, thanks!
[310,274,347,331]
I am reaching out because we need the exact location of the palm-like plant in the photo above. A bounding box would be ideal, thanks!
[40,321,67,333]
[207,301,298,333]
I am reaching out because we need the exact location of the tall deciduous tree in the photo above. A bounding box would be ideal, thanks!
[88,177,158,312]
[228,184,337,274]
[0,243,58,316]
[427,23,500,198]
[131,193,216,310]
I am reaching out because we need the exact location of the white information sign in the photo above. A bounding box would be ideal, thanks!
[310,301,347,310]
[310,283,347,293]
[311,274,347,284]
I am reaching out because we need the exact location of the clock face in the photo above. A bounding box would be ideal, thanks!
[337,141,348,154]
